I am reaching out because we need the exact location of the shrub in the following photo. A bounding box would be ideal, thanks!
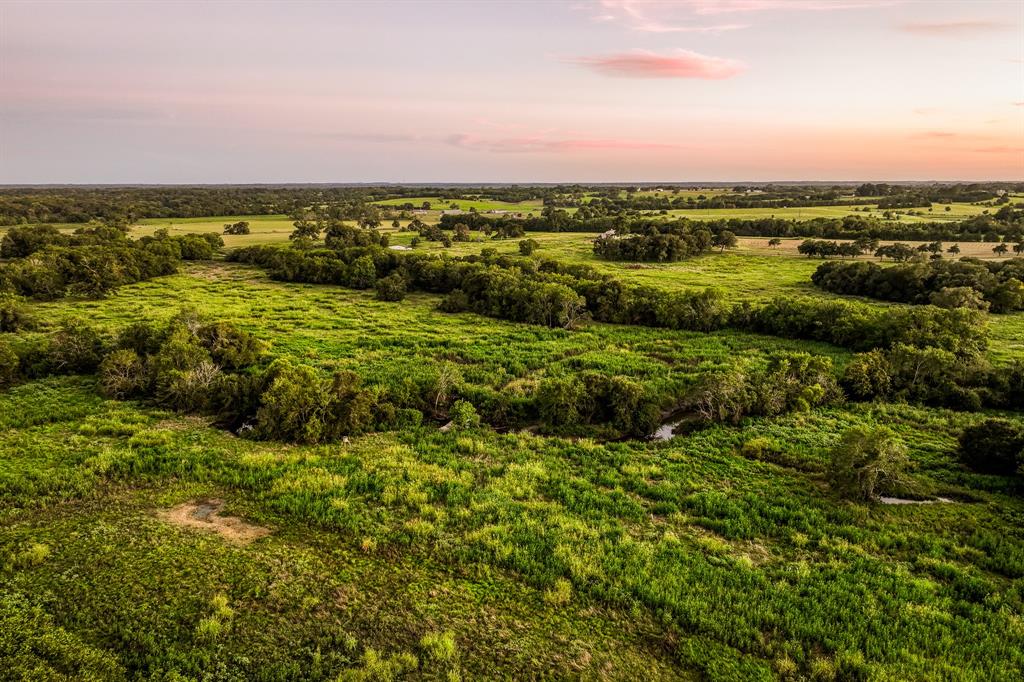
[0,339,18,388]
[47,321,104,374]
[375,273,407,302]
[98,349,146,399]
[420,630,458,663]
[958,419,1024,475]
[253,361,328,444]
[827,426,909,501]
[197,321,265,369]
[349,255,377,289]
[449,400,481,429]
[518,238,540,256]
[0,293,29,332]
[930,286,990,312]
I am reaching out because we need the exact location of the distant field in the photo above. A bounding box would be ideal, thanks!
[133,215,295,246]
[660,202,993,223]
[372,196,545,214]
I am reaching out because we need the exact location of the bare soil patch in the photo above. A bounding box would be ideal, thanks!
[157,498,270,545]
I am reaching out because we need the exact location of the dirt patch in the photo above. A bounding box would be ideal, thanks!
[157,499,271,545]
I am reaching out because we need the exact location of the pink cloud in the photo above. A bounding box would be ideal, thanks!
[899,20,1009,36]
[568,49,745,79]
[446,133,680,153]
[1014,101,1024,107]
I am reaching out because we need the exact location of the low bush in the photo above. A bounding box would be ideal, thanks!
[958,419,1024,476]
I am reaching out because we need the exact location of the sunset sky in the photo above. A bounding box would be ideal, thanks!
[2,0,1022,183]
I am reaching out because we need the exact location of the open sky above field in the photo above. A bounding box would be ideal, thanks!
[1,0,1022,182]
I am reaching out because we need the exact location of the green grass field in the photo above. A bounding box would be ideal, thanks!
[4,259,1023,679]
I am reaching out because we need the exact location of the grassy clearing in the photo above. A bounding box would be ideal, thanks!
[22,262,851,415]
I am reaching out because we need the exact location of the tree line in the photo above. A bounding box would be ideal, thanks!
[0,225,221,300]
[811,258,1024,313]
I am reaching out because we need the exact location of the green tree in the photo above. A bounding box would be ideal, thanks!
[827,426,909,501]
[349,256,377,289]
[712,230,738,252]
[519,238,540,256]
[375,273,407,302]
[958,419,1024,475]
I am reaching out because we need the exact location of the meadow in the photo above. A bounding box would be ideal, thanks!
[2,185,1023,680]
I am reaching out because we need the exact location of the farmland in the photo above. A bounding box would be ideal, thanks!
[1,184,1023,680]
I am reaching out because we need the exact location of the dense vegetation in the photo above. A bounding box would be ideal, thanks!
[0,225,221,300]
[2,184,1023,680]
[812,257,1024,313]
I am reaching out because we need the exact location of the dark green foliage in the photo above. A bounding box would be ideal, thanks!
[0,224,68,257]
[375,273,407,302]
[97,349,146,399]
[812,258,1024,312]
[537,371,660,437]
[253,361,378,443]
[324,223,387,249]
[0,293,30,332]
[826,426,909,500]
[449,399,480,429]
[46,321,105,375]
[223,220,251,235]
[593,225,713,261]
[841,344,998,410]
[197,320,266,370]
[958,419,1024,475]
[349,255,377,289]
[689,352,841,424]
[518,238,539,256]
[0,339,18,388]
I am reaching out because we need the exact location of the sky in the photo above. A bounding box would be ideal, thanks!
[1,0,1022,183]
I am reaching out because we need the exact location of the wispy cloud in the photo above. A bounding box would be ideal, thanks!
[687,0,895,14]
[910,131,960,139]
[567,49,745,79]
[899,20,1009,36]
[446,133,680,153]
[314,132,422,143]
[586,0,890,32]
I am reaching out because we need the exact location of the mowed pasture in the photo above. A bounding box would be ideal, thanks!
[134,214,296,246]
